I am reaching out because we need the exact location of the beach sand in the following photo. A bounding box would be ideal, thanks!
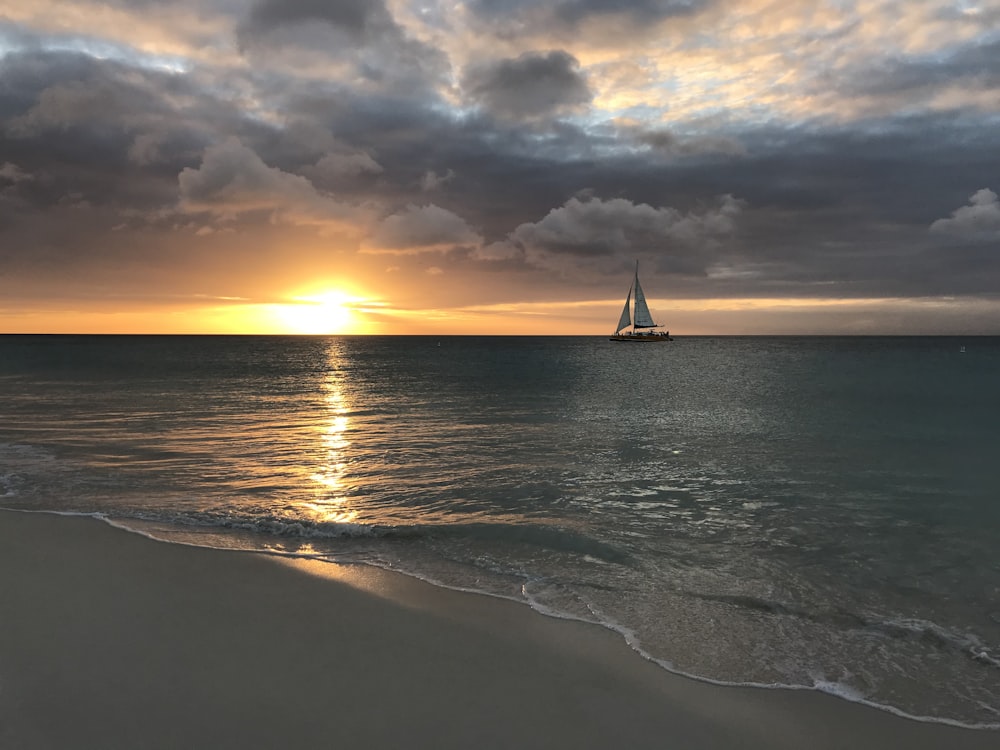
[0,510,996,749]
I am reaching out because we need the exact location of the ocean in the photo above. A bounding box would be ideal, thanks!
[1,334,998,727]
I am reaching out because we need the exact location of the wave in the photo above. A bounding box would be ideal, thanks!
[688,591,868,628]
[865,617,1000,670]
[688,591,999,672]
[117,508,419,543]
[85,508,633,566]
[518,584,1000,732]
[431,521,632,565]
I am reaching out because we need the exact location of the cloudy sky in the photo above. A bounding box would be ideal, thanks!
[2,0,999,334]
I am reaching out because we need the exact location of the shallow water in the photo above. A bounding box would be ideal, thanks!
[1,334,998,726]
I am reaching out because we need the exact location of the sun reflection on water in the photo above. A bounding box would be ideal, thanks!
[306,344,358,526]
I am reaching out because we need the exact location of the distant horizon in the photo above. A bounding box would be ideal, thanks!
[2,290,998,337]
[3,331,997,338]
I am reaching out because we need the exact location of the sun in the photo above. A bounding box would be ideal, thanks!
[275,290,360,334]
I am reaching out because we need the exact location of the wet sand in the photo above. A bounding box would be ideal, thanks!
[0,509,996,749]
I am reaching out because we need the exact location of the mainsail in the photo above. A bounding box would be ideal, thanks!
[632,271,657,329]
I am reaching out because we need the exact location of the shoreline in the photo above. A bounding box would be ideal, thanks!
[1,509,996,749]
[91,511,1000,732]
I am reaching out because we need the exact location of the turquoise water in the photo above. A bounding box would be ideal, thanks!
[1,335,998,726]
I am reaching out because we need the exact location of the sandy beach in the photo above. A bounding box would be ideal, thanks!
[0,509,995,749]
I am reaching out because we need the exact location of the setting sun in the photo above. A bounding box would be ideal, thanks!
[274,291,363,335]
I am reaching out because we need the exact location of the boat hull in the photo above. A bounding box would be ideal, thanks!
[609,333,673,342]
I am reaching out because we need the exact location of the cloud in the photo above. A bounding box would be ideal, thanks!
[2,52,205,154]
[240,0,392,41]
[461,51,592,121]
[235,0,449,95]
[550,0,709,25]
[0,49,249,179]
[366,204,482,251]
[0,162,33,182]
[463,0,711,38]
[509,194,742,266]
[9,77,165,165]
[310,151,383,180]
[633,128,745,157]
[177,137,366,230]
[930,188,1000,238]
[421,169,455,192]
[3,0,1000,328]
[837,38,1000,100]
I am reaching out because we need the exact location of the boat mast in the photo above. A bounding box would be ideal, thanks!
[633,260,638,332]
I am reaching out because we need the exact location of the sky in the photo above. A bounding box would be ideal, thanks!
[1,0,999,335]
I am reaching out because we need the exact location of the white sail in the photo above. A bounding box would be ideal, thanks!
[615,287,632,333]
[632,270,657,328]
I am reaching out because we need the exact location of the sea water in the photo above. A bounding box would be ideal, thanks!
[1,334,998,727]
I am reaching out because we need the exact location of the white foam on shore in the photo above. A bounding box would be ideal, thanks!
[387,543,1000,733]
[4,506,1000,733]
[511,578,1000,731]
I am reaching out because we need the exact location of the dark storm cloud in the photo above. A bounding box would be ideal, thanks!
[466,0,710,27]
[635,129,745,157]
[836,39,1000,99]
[1,55,167,214]
[551,0,708,24]
[236,0,450,97]
[284,77,1000,300]
[240,0,393,42]
[686,116,1000,298]
[293,93,603,235]
[390,108,1000,299]
[4,39,998,303]
[0,50,252,179]
[461,51,591,121]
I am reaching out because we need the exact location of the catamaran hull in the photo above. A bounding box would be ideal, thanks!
[609,334,673,342]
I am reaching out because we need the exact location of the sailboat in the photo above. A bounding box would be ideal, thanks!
[610,262,672,342]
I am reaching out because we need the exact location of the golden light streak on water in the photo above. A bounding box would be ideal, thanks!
[305,343,358,525]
